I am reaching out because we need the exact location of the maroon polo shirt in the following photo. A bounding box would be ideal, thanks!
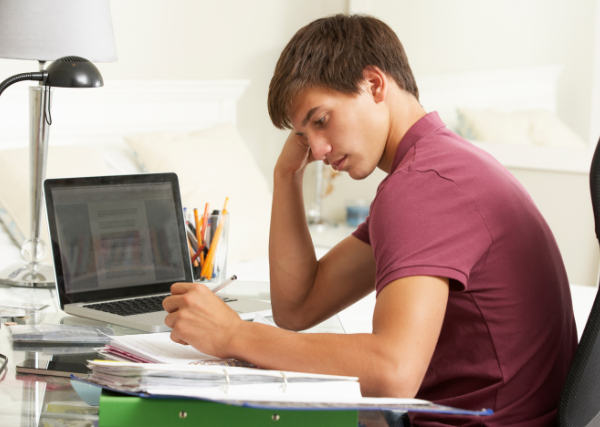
[353,112,576,426]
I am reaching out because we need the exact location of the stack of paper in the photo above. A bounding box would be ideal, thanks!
[84,332,493,415]
[87,361,360,401]
[99,332,254,367]
[79,361,493,415]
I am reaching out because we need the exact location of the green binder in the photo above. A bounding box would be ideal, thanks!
[99,391,358,427]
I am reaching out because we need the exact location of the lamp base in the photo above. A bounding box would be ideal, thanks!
[0,262,55,288]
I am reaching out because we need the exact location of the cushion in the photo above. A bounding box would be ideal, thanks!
[527,110,588,149]
[125,123,272,265]
[456,108,587,149]
[0,145,115,261]
[456,108,532,145]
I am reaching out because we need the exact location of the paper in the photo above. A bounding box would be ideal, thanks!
[86,361,362,402]
[109,333,225,364]
[77,362,494,415]
[253,313,277,327]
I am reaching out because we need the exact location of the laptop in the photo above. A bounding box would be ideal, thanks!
[44,173,272,333]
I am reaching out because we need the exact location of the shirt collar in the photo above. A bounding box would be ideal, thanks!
[390,111,446,173]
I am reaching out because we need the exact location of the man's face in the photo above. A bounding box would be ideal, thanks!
[288,85,389,180]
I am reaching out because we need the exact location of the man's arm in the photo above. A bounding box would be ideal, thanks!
[269,131,376,330]
[163,275,449,397]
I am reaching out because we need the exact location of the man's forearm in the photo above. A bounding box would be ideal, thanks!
[269,165,319,323]
[229,321,420,398]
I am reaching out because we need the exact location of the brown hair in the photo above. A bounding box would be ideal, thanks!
[268,14,419,130]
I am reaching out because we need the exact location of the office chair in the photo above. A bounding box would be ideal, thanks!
[557,137,600,427]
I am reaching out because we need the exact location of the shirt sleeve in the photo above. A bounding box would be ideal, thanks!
[371,169,493,295]
[351,215,370,245]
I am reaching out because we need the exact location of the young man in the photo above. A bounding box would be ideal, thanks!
[163,15,577,426]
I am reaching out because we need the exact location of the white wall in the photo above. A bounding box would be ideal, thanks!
[316,0,600,287]
[0,0,347,183]
[0,0,597,286]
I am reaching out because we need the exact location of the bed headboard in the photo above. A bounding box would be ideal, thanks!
[0,79,250,150]
[416,64,592,173]
[417,64,563,132]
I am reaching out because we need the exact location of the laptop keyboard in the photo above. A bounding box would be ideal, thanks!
[84,295,238,317]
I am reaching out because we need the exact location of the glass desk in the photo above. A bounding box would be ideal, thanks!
[0,282,388,427]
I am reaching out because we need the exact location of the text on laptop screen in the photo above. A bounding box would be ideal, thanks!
[50,182,186,294]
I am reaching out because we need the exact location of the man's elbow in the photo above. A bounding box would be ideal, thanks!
[271,307,316,332]
[360,367,422,399]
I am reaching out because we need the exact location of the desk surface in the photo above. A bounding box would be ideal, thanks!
[0,282,388,427]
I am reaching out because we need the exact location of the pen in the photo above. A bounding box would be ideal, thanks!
[211,275,237,294]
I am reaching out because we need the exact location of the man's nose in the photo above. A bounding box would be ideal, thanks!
[309,137,332,162]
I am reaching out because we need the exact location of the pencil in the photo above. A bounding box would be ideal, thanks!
[211,275,237,293]
[201,197,228,280]
[187,234,199,267]
[201,203,210,243]
[194,208,202,246]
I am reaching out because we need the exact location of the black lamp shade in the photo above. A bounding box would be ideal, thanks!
[45,56,104,88]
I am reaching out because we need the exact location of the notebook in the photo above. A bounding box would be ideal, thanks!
[44,173,271,332]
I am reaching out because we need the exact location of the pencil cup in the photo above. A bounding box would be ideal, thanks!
[190,211,229,285]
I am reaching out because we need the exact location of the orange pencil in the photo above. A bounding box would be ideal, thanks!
[201,198,228,280]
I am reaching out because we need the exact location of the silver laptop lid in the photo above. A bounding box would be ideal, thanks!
[44,173,193,310]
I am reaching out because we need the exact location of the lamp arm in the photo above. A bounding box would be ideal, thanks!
[0,71,47,97]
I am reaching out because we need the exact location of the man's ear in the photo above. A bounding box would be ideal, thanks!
[362,66,388,103]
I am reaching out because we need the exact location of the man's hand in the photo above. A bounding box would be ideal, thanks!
[162,282,243,358]
[275,130,316,177]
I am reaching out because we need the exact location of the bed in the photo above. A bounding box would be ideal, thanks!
[0,74,595,339]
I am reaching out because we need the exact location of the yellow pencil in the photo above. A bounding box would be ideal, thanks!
[201,197,229,280]
[194,208,202,245]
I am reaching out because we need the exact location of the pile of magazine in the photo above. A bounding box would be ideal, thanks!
[8,324,114,344]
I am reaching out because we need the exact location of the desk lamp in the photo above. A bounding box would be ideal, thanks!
[0,0,117,288]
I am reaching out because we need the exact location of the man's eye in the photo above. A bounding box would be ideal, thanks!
[315,117,326,126]
[296,133,309,144]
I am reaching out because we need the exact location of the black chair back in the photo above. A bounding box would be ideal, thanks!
[557,137,600,427]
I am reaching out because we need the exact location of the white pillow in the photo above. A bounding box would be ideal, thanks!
[456,108,532,146]
[456,108,587,149]
[125,123,272,265]
[0,146,114,261]
[527,110,587,149]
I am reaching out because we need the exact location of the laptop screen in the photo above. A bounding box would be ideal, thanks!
[45,173,193,307]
